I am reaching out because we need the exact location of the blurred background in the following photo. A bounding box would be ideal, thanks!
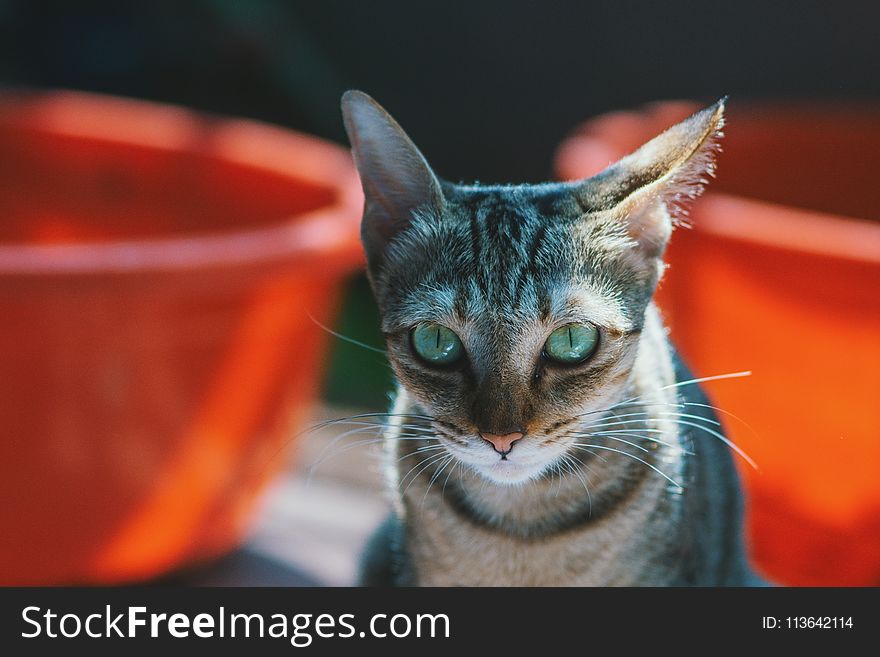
[0,0,878,586]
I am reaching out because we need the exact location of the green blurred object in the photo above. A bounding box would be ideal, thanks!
[321,274,393,408]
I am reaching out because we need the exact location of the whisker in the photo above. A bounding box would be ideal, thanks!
[574,426,662,436]
[308,437,401,479]
[306,311,387,354]
[398,453,446,493]
[365,422,438,433]
[398,444,446,461]
[634,409,722,427]
[422,455,456,505]
[309,431,437,478]
[545,437,608,463]
[584,433,649,453]
[307,425,382,479]
[308,419,436,435]
[561,453,592,515]
[655,418,758,470]
[304,411,437,435]
[309,423,433,470]
[679,401,758,434]
[614,400,760,438]
[569,443,683,489]
[286,414,433,461]
[440,458,461,499]
[617,370,753,406]
[583,430,694,454]
[552,459,565,497]
[563,429,652,454]
[575,416,659,430]
[579,407,757,467]
[577,370,752,419]
[578,410,721,430]
[581,448,604,463]
[400,451,450,496]
[273,411,430,470]
[308,421,433,463]
[622,409,722,427]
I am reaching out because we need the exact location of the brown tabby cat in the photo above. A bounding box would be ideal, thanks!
[341,91,761,586]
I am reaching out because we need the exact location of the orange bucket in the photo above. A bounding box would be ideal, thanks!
[556,101,880,586]
[0,90,364,584]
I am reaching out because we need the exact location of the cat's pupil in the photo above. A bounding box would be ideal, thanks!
[544,323,599,364]
[411,322,464,366]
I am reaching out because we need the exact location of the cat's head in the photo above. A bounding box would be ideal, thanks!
[341,91,723,485]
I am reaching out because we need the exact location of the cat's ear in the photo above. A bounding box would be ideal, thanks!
[574,99,726,256]
[341,90,445,271]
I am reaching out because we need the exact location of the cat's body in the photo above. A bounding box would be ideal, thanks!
[341,91,762,586]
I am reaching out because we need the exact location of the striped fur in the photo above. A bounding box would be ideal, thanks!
[342,91,760,586]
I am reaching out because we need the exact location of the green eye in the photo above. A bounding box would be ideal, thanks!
[411,322,464,365]
[544,323,599,364]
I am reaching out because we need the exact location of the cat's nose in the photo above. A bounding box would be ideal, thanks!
[480,432,524,456]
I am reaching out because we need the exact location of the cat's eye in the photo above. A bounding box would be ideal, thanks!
[411,322,464,365]
[544,323,599,364]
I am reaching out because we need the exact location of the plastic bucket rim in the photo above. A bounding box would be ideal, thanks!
[691,193,880,266]
[0,88,365,275]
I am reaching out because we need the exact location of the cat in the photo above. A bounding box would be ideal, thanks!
[340,90,762,586]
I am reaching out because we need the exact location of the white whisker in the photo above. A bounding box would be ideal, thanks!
[621,400,760,438]
[656,418,758,470]
[305,411,437,435]
[564,430,651,453]
[559,453,592,514]
[569,443,683,489]
[422,455,456,505]
[584,430,693,454]
[578,410,721,430]
[400,451,450,496]
[306,311,388,354]
[575,370,752,421]
[440,458,461,499]
[309,424,434,471]
[398,444,446,461]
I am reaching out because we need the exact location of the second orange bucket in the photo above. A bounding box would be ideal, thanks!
[556,101,880,586]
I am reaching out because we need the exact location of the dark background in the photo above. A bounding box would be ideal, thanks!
[3,0,878,406]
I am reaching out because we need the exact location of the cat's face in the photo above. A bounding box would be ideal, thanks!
[375,189,653,484]
[342,91,723,484]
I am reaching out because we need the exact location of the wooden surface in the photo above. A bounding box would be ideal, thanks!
[243,407,390,586]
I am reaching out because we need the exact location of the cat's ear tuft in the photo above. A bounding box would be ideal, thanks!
[575,98,726,256]
[341,90,445,271]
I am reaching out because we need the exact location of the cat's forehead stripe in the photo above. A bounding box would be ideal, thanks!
[461,191,548,307]
[467,213,485,295]
[513,223,547,303]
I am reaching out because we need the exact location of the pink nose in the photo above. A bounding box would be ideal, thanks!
[481,432,524,455]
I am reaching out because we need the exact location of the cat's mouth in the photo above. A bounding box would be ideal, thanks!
[438,434,570,485]
[482,456,552,484]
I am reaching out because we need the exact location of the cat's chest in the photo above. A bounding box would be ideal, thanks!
[404,490,681,586]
